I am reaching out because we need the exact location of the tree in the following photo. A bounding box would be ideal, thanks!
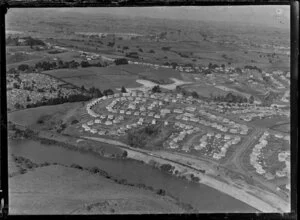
[122,150,128,158]
[121,86,127,93]
[18,64,29,72]
[81,61,90,68]
[107,42,115,47]
[152,85,161,93]
[14,103,22,109]
[103,89,114,96]
[170,62,178,69]
[248,95,254,104]
[114,58,128,65]
[191,91,199,99]
[8,68,17,74]
[161,47,171,51]
[58,60,64,68]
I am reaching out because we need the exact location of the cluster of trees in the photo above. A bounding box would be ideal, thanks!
[176,86,200,99]
[107,42,115,47]
[81,86,114,97]
[80,61,104,68]
[13,127,36,139]
[244,65,262,73]
[208,63,220,69]
[127,125,160,149]
[6,36,46,47]
[11,59,107,74]
[178,52,189,58]
[35,60,78,71]
[160,164,175,174]
[162,62,178,69]
[211,92,253,103]
[161,46,171,51]
[17,64,31,72]
[125,52,139,59]
[114,58,128,65]
[24,93,93,109]
[151,85,161,93]
[121,86,127,93]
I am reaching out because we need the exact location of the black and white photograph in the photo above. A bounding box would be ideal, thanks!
[1,3,294,215]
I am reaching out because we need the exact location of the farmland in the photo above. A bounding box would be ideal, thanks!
[6,7,290,214]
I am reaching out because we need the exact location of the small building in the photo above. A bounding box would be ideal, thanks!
[105,121,113,126]
[174,109,183,114]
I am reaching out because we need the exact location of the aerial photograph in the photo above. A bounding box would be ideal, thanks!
[6,6,290,214]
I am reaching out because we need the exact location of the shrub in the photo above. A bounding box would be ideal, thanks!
[71,119,79,125]
[151,85,161,93]
[70,164,83,170]
[156,189,166,196]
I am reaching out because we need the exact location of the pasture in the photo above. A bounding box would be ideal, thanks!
[181,83,226,98]
[8,102,80,127]
[44,64,185,91]
[44,66,140,91]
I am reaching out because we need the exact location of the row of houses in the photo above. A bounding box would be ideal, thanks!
[195,133,241,160]
[167,123,201,150]
[276,151,290,179]
[249,132,270,175]
[197,109,249,135]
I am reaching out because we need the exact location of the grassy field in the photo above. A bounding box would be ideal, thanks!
[249,116,290,129]
[44,64,185,91]
[270,123,290,134]
[44,66,140,91]
[8,102,81,126]
[181,83,225,98]
[9,165,183,214]
[7,52,41,65]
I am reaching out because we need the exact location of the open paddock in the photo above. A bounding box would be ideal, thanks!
[8,102,82,127]
[181,83,226,98]
[249,116,289,129]
[270,123,290,134]
[44,66,141,91]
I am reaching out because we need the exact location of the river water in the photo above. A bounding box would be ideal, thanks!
[9,139,257,213]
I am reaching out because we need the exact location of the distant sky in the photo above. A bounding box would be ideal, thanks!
[56,6,290,29]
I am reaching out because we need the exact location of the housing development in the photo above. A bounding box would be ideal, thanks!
[6,7,290,214]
